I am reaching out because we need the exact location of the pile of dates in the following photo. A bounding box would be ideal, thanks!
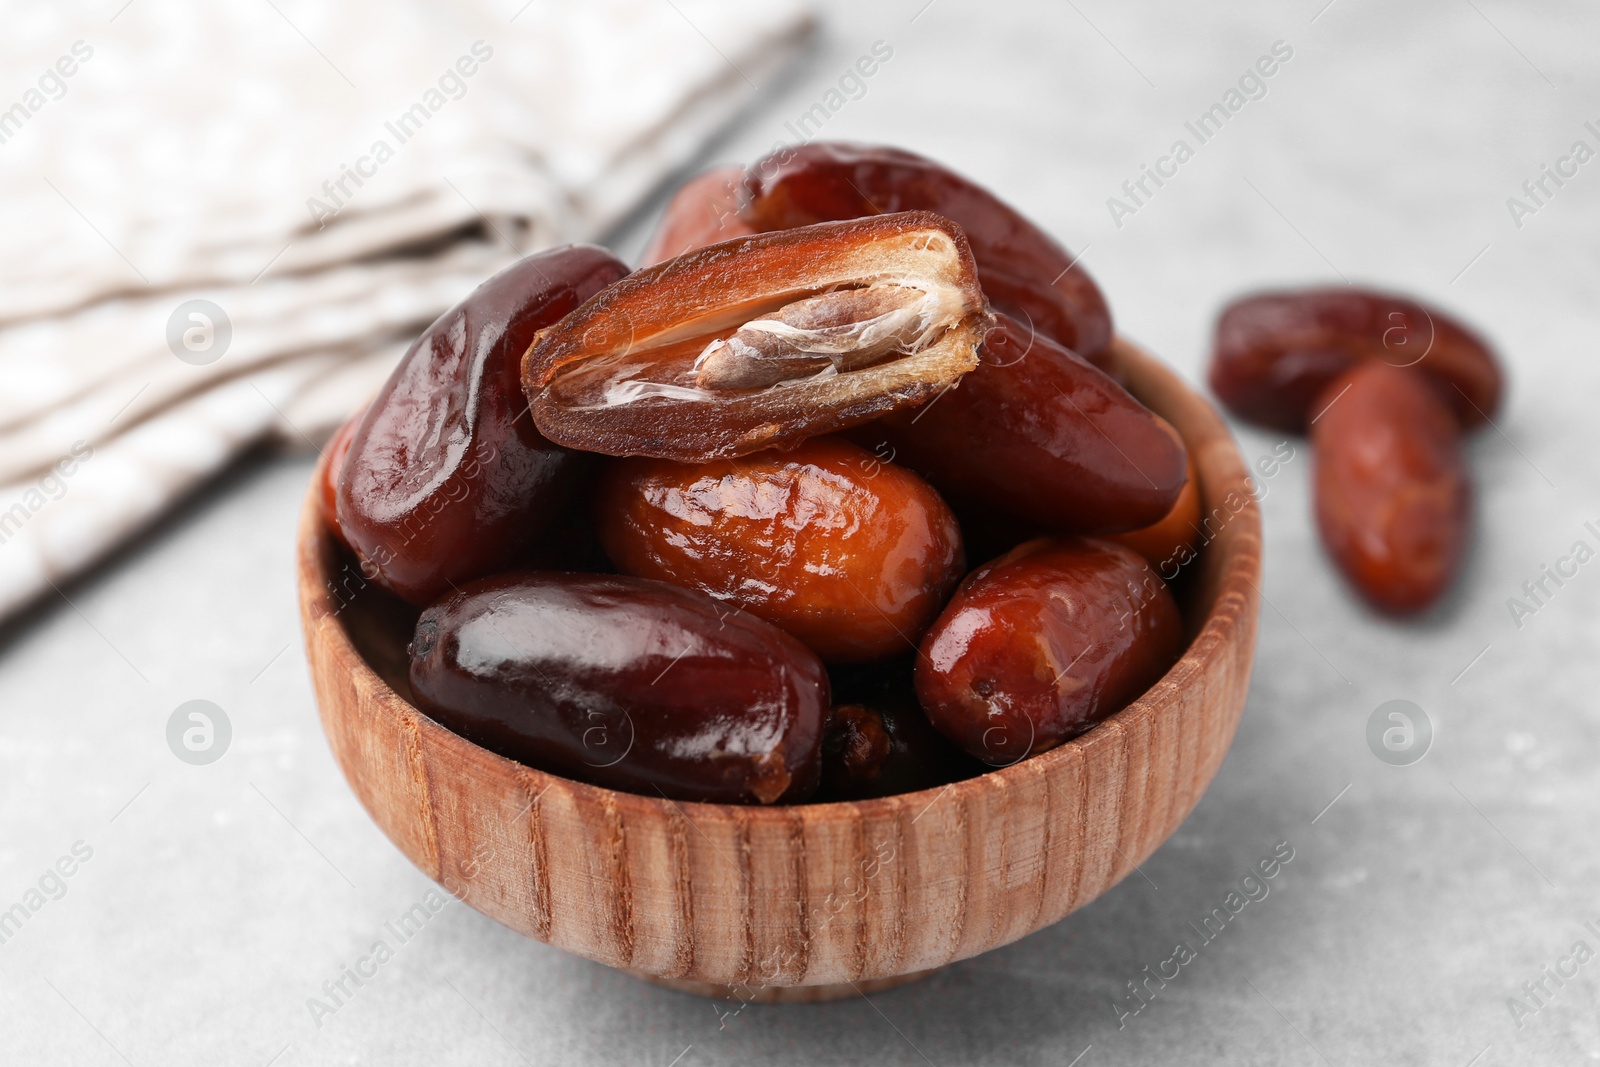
[1209,287,1503,613]
[321,143,1197,805]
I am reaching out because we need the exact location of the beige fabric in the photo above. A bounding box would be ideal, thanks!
[0,0,814,617]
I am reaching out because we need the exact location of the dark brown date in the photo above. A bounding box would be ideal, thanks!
[816,660,984,801]
[337,246,629,604]
[408,572,829,804]
[739,142,1112,364]
[638,165,756,266]
[916,538,1183,764]
[596,437,964,663]
[1210,286,1503,432]
[1312,362,1470,614]
[859,313,1187,534]
[524,213,992,461]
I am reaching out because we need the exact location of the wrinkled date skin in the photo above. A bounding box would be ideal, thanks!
[525,212,991,462]
[337,246,630,604]
[596,437,964,663]
[1312,362,1470,614]
[739,141,1113,365]
[916,539,1184,764]
[408,572,829,804]
[817,659,985,801]
[1210,287,1503,432]
[860,313,1188,535]
[638,165,756,266]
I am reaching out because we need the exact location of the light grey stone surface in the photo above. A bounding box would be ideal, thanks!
[3,1,1598,1063]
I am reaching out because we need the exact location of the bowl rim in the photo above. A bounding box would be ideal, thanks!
[300,334,1261,827]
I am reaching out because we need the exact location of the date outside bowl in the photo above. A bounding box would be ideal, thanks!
[295,336,1262,1002]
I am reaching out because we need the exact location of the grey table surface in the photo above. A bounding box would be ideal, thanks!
[3,1,1598,1064]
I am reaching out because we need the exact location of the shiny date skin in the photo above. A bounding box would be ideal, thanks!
[408,572,830,804]
[739,141,1113,364]
[816,659,985,801]
[638,165,756,266]
[1312,362,1470,614]
[916,539,1184,764]
[861,313,1188,535]
[337,246,629,604]
[1210,286,1503,432]
[596,437,965,664]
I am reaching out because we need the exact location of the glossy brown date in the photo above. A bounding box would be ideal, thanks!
[816,659,984,801]
[916,538,1183,764]
[1311,362,1470,614]
[337,246,629,604]
[596,437,964,663]
[525,213,991,462]
[739,141,1113,364]
[859,313,1187,534]
[638,165,756,266]
[1210,286,1503,432]
[408,572,829,804]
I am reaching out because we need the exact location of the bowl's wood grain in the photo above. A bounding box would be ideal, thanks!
[297,337,1261,992]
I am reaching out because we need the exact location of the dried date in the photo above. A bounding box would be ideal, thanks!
[524,212,992,461]
[817,659,984,801]
[1312,362,1470,613]
[859,313,1187,534]
[916,538,1183,764]
[408,572,830,804]
[596,437,964,663]
[1210,286,1502,432]
[739,141,1112,364]
[337,246,629,604]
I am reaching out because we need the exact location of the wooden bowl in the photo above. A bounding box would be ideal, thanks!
[296,337,1261,1000]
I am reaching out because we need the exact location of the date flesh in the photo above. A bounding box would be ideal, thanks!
[524,213,992,461]
[337,246,629,604]
[596,437,964,663]
[408,572,829,804]
[739,141,1112,365]
[1312,362,1470,614]
[1210,287,1503,432]
[638,165,756,266]
[916,539,1183,764]
[858,313,1188,534]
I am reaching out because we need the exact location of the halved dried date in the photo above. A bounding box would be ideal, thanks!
[337,246,629,604]
[857,313,1187,534]
[916,538,1183,764]
[739,142,1112,364]
[596,437,964,663]
[408,572,829,804]
[1312,362,1470,614]
[638,165,756,266]
[524,212,991,461]
[1210,286,1503,432]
